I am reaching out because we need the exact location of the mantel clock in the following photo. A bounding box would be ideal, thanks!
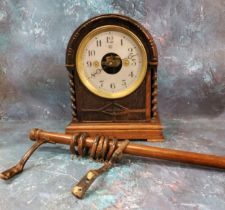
[65,14,163,141]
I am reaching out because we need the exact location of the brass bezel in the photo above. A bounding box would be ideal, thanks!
[76,25,147,99]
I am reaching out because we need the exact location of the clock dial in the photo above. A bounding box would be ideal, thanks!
[76,25,147,99]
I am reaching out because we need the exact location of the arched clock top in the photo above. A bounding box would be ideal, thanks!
[66,14,158,72]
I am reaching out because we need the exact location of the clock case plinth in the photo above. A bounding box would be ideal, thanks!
[65,14,164,142]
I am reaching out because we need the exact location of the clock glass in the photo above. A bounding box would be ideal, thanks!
[76,25,147,99]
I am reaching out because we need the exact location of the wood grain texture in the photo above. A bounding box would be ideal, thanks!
[66,122,164,141]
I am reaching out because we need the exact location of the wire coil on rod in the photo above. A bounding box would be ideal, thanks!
[70,133,119,162]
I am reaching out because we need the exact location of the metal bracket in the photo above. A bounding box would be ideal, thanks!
[72,140,129,198]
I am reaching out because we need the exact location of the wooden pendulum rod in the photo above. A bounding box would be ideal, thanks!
[25,129,225,169]
[1,128,225,199]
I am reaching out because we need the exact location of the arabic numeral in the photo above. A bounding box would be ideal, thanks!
[120,39,123,46]
[131,59,137,66]
[128,47,134,52]
[88,50,95,56]
[96,40,102,47]
[122,80,127,87]
[110,83,116,89]
[129,71,134,78]
[106,36,113,43]
[86,61,92,67]
[99,80,104,87]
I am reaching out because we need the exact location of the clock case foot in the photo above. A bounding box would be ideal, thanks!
[65,122,164,142]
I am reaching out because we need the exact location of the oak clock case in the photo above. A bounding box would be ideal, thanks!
[65,14,164,141]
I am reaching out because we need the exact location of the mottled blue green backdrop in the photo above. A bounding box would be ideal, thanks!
[0,0,225,121]
[1,1,225,210]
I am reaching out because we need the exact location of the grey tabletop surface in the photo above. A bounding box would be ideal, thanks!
[1,0,225,209]
[0,117,225,210]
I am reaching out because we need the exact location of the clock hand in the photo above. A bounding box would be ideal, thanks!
[91,68,102,77]
[128,54,137,59]
[122,52,137,60]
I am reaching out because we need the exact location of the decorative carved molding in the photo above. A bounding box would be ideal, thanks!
[151,68,158,120]
[68,70,78,121]
[81,102,145,116]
